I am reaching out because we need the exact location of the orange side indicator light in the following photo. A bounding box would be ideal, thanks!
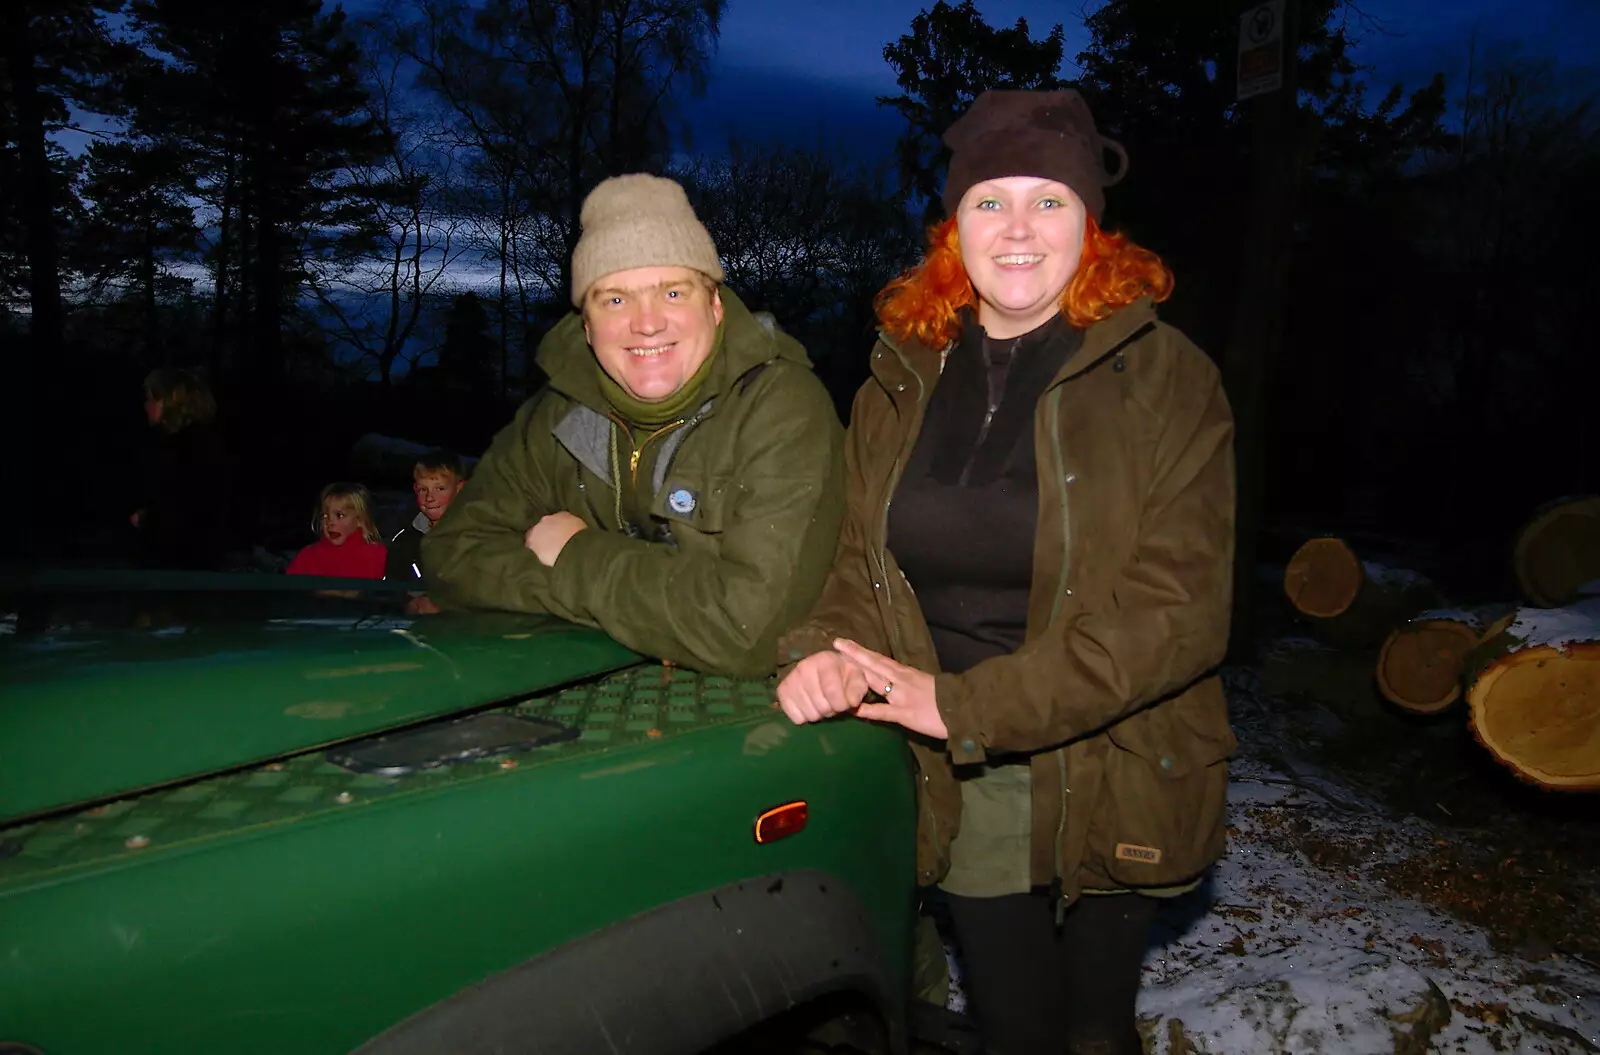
[754,801,809,844]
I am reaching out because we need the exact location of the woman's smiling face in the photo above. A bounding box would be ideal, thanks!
[956,176,1086,339]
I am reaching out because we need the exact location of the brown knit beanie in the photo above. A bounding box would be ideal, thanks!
[941,90,1129,219]
[569,174,725,307]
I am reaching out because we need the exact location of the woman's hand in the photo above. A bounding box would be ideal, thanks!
[776,650,871,725]
[833,638,948,740]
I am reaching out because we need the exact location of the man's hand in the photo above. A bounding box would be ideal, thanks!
[404,593,441,615]
[833,638,947,740]
[776,650,871,725]
[524,511,587,567]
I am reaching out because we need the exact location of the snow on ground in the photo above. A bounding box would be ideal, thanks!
[1362,561,1436,591]
[1128,665,1600,1054]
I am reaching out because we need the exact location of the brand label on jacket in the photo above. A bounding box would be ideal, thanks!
[1115,842,1163,864]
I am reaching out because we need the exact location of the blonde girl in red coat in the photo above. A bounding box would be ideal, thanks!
[286,483,387,580]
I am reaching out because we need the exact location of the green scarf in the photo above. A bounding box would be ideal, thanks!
[596,325,724,428]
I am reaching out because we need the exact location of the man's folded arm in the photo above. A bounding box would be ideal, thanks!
[547,387,844,677]
[422,398,587,623]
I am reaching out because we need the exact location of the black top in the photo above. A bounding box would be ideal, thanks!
[137,424,232,570]
[886,313,1082,673]
[386,518,427,580]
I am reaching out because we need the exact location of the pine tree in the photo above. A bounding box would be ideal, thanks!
[0,0,127,357]
[129,0,391,380]
[877,0,1066,222]
[74,137,201,356]
[437,290,495,394]
[387,0,723,299]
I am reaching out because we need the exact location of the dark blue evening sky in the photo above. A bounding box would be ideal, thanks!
[63,0,1595,160]
[680,0,1600,155]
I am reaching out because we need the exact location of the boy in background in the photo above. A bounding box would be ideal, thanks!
[386,450,466,582]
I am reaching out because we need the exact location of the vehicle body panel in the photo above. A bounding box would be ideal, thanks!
[0,662,917,1053]
[0,580,640,823]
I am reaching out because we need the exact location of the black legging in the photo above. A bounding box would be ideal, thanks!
[944,888,1159,1055]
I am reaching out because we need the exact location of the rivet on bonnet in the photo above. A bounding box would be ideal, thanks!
[941,89,1129,220]
[569,173,725,307]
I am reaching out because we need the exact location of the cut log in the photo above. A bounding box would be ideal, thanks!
[1512,495,1600,608]
[1465,598,1600,791]
[1376,606,1510,715]
[1283,538,1442,649]
[1284,537,1364,617]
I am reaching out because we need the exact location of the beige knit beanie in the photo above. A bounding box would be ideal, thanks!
[569,174,725,307]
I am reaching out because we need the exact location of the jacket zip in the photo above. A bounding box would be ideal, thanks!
[1046,384,1074,919]
[956,402,998,489]
[957,338,1016,487]
[614,417,687,483]
[1054,749,1070,923]
[875,339,939,869]
[874,344,927,662]
[1038,322,1152,914]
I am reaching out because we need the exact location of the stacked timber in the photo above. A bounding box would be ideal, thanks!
[1282,537,1441,649]
[1464,598,1600,791]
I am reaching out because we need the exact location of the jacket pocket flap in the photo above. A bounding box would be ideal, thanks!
[1105,679,1235,777]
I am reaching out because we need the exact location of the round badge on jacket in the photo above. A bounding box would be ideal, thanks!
[667,488,697,515]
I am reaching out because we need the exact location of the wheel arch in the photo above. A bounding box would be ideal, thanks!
[352,868,905,1055]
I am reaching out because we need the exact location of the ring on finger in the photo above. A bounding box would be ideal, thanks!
[882,682,894,696]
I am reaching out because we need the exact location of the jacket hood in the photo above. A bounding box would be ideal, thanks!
[536,287,813,411]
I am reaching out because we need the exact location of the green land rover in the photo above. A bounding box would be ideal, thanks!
[0,572,918,1054]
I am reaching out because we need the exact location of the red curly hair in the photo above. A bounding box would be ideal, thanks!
[875,214,1174,349]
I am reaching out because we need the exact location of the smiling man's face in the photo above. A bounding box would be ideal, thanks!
[583,266,723,403]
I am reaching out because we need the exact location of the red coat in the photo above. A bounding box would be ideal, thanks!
[286,535,388,580]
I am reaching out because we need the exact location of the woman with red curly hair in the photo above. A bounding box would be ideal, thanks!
[777,90,1236,1054]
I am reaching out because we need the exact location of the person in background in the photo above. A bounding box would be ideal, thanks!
[286,482,387,579]
[775,90,1237,1055]
[423,173,844,678]
[385,450,466,582]
[133,368,230,569]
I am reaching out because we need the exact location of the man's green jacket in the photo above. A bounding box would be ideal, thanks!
[423,289,845,678]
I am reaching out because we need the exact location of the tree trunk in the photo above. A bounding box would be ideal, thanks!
[1283,536,1442,649]
[1512,495,1600,608]
[1376,605,1509,715]
[498,167,510,394]
[7,16,65,363]
[253,181,284,383]
[212,157,237,368]
[143,213,161,360]
[1224,0,1304,659]
[1465,599,1600,791]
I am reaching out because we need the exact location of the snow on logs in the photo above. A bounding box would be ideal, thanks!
[1464,598,1600,791]
[1375,607,1510,715]
[1512,495,1600,608]
[1282,537,1441,649]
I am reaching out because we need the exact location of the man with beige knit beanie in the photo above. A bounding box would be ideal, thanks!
[423,173,846,678]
